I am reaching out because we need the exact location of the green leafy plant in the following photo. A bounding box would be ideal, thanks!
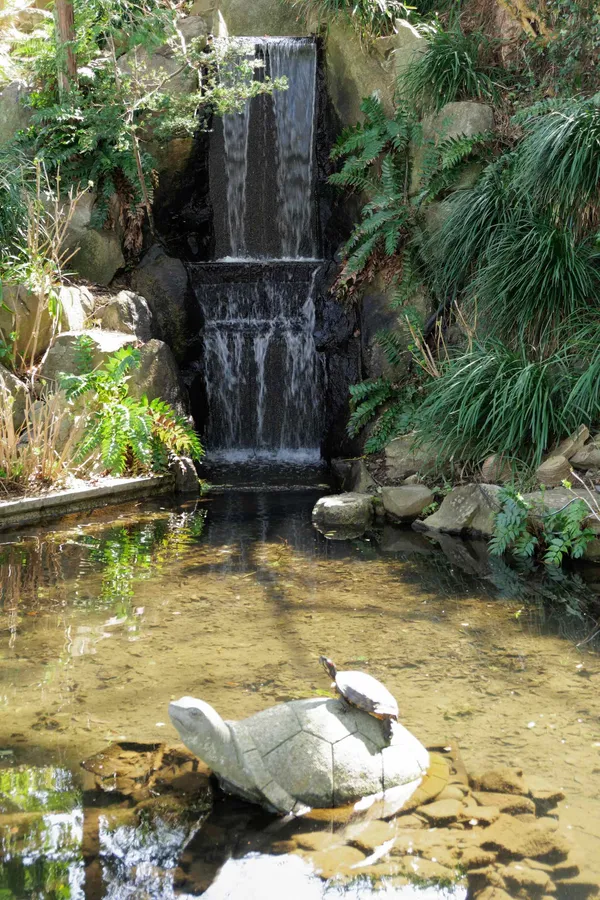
[348,374,419,453]
[398,27,503,113]
[291,0,413,38]
[60,340,203,476]
[490,486,597,566]
[13,8,287,247]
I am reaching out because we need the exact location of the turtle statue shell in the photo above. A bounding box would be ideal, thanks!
[169,696,430,814]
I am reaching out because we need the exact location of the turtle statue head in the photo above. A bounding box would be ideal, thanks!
[169,696,239,776]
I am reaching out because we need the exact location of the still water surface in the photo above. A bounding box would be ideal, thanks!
[0,490,599,897]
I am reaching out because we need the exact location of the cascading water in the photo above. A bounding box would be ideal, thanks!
[195,37,324,464]
[192,263,322,462]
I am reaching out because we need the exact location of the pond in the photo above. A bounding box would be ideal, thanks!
[0,488,599,898]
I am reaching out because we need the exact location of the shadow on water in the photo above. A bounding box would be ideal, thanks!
[0,490,599,897]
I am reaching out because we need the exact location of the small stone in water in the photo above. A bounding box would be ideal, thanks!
[528,722,536,728]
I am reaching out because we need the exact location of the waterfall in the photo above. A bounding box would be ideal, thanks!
[198,37,323,464]
[263,38,317,259]
[217,37,317,261]
[193,263,322,462]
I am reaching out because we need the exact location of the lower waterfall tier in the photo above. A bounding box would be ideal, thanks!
[190,263,324,462]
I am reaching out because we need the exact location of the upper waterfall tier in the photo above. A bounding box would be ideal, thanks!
[210,37,318,261]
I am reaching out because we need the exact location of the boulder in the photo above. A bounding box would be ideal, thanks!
[384,433,438,481]
[170,455,199,494]
[417,484,502,537]
[535,455,572,487]
[131,246,192,362]
[312,493,374,531]
[97,290,154,342]
[68,226,125,287]
[0,363,27,428]
[571,447,600,470]
[332,458,378,494]
[40,330,135,384]
[0,283,56,364]
[58,285,95,331]
[554,425,589,460]
[128,339,188,415]
[381,485,434,521]
[0,81,32,144]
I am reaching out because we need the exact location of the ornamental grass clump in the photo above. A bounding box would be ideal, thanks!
[414,340,600,468]
[398,28,502,114]
[0,385,86,494]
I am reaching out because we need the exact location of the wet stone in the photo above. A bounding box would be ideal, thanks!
[292,831,339,852]
[309,845,366,878]
[500,862,552,895]
[532,788,566,816]
[472,791,536,815]
[471,767,529,796]
[417,797,463,825]
[437,785,467,802]
[347,819,396,854]
[553,875,600,899]
[481,814,572,862]
[462,805,500,826]
[460,846,497,869]
[475,888,515,900]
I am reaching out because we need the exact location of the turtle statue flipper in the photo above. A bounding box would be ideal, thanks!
[169,695,429,815]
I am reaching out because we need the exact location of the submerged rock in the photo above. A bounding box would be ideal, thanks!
[312,493,374,533]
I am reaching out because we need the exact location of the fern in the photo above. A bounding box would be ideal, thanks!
[61,346,203,476]
[347,375,418,452]
[490,489,596,567]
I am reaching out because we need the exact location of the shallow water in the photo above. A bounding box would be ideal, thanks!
[0,489,599,897]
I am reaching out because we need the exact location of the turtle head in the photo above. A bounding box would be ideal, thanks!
[169,696,238,774]
[319,656,337,680]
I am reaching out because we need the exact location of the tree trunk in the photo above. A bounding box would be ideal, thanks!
[54,0,77,95]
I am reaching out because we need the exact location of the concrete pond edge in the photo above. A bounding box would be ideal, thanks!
[0,474,180,532]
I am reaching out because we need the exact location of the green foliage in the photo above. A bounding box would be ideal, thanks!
[347,374,419,453]
[512,94,600,226]
[291,0,413,38]
[60,341,203,476]
[429,94,600,352]
[398,28,502,113]
[10,7,286,245]
[330,96,416,280]
[490,487,596,567]
[413,339,600,467]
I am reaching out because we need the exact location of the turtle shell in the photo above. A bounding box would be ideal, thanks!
[335,670,399,719]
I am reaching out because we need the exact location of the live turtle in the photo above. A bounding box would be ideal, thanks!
[319,656,399,743]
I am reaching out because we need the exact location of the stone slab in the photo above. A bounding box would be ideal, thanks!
[0,475,175,532]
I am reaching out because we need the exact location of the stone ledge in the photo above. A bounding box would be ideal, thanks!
[0,475,175,532]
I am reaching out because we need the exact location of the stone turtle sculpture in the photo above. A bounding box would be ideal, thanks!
[169,695,429,815]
